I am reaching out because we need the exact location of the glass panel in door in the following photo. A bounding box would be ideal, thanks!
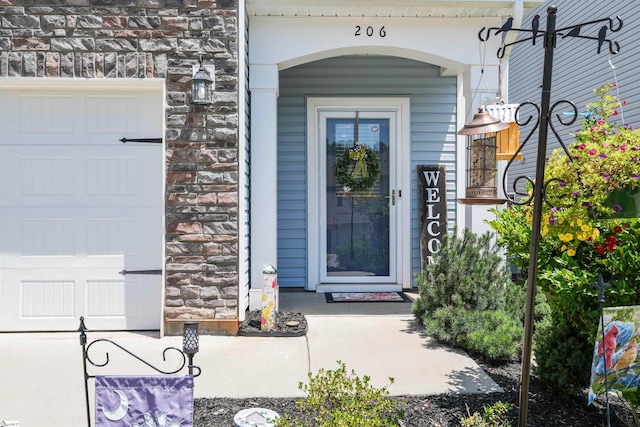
[324,114,393,281]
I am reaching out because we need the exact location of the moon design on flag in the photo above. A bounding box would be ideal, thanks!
[101,389,129,421]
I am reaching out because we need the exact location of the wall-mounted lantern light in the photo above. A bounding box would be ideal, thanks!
[457,108,510,205]
[191,56,214,105]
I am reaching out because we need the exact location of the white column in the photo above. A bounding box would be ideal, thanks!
[249,64,279,310]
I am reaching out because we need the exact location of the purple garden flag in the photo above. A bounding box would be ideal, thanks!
[589,306,640,405]
[95,375,194,427]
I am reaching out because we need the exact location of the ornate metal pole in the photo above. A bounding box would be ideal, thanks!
[477,6,623,426]
[517,8,557,426]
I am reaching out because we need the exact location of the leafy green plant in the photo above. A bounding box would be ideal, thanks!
[487,84,640,398]
[532,313,593,395]
[490,209,640,395]
[545,83,640,219]
[275,361,405,427]
[413,227,524,362]
[460,401,512,427]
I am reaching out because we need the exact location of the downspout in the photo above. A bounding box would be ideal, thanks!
[238,0,248,322]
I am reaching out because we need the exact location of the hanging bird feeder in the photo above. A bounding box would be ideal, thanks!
[457,108,510,204]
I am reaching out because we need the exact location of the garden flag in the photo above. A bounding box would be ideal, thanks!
[95,375,194,426]
[589,306,640,405]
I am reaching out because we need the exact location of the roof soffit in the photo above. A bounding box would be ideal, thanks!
[245,0,545,18]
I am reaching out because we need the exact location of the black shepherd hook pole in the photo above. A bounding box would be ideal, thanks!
[78,317,91,427]
[480,6,623,427]
[593,273,612,427]
[78,316,200,427]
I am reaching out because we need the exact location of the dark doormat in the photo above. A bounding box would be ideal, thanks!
[325,292,412,303]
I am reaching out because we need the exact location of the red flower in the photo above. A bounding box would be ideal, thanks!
[597,247,606,255]
[625,224,631,229]
[614,225,623,233]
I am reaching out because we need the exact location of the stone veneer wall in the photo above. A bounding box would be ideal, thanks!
[0,0,240,335]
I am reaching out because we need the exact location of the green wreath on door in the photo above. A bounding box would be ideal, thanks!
[334,144,381,192]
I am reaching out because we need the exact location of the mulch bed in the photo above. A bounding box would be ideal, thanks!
[194,311,635,426]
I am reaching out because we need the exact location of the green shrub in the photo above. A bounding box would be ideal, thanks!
[532,313,593,395]
[422,307,522,362]
[413,227,523,362]
[275,361,405,427]
[463,310,523,362]
[460,401,512,427]
[489,202,640,395]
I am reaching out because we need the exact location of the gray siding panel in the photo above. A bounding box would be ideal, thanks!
[508,0,640,192]
[278,55,456,287]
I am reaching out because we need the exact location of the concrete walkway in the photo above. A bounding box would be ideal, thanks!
[0,290,501,427]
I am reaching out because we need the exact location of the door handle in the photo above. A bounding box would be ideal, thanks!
[119,269,162,275]
[385,189,396,206]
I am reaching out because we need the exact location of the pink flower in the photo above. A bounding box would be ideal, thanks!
[613,110,619,116]
[597,120,605,125]
[613,82,618,88]
[623,100,628,105]
[621,144,627,151]
[589,149,597,156]
[578,143,586,150]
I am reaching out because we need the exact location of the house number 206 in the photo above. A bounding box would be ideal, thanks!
[355,25,386,37]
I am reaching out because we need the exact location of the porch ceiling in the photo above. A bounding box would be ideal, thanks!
[245,0,544,18]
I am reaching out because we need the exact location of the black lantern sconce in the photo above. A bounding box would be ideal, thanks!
[457,108,510,205]
[183,321,200,375]
[191,56,214,105]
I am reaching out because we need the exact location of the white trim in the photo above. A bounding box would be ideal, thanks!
[237,0,248,321]
[249,66,279,309]
[0,77,164,91]
[319,111,398,285]
[249,16,504,73]
[456,72,467,231]
[306,97,410,292]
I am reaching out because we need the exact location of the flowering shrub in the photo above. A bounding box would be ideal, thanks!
[487,85,640,393]
[544,83,640,221]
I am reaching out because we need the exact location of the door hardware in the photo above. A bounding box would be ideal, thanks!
[119,138,163,144]
[119,269,162,275]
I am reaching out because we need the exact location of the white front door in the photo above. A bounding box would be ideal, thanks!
[307,98,411,292]
[0,85,163,331]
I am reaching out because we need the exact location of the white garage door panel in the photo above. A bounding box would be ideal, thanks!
[1,207,161,269]
[0,269,160,331]
[0,86,163,332]
[1,91,162,146]
[1,146,162,207]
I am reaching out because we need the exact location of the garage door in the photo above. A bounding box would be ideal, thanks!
[0,86,163,331]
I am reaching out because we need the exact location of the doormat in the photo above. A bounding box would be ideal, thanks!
[325,292,412,303]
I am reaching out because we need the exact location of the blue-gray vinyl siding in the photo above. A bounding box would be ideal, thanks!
[508,0,640,189]
[277,55,457,288]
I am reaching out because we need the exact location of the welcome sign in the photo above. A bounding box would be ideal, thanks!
[418,165,448,268]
